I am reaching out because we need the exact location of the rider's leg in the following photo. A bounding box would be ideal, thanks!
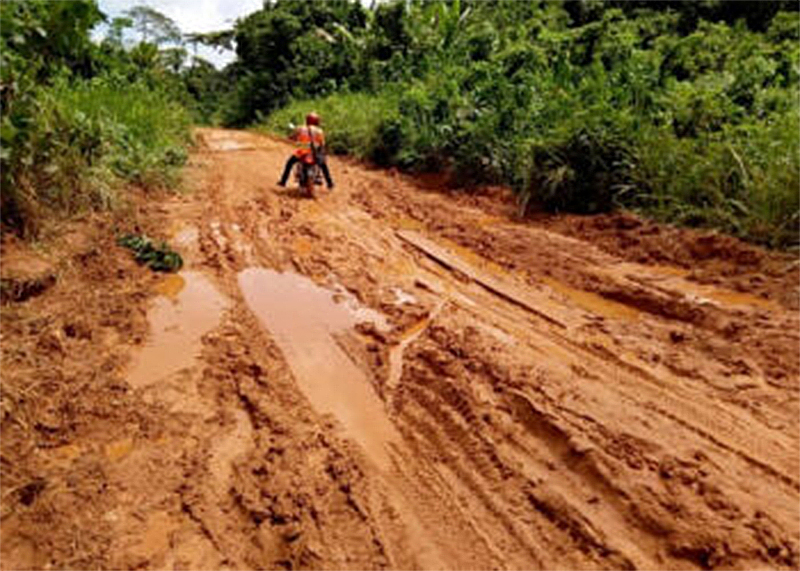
[319,162,334,189]
[278,156,298,186]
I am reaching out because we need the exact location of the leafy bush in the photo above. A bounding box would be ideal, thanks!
[2,76,191,236]
[262,90,401,161]
[253,1,798,249]
[520,126,638,215]
[1,0,193,237]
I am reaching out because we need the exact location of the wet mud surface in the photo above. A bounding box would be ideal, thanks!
[2,128,798,570]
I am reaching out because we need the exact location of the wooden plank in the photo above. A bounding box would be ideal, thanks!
[396,230,565,328]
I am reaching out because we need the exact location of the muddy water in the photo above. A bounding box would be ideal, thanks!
[128,271,253,491]
[680,285,779,311]
[705,288,778,310]
[128,272,228,388]
[619,262,779,311]
[238,268,399,468]
[542,276,641,321]
[153,274,186,299]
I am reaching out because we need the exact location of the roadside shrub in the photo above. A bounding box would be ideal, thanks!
[519,126,638,215]
[1,76,191,236]
[51,77,191,187]
[0,0,203,238]
[262,90,401,161]
[635,114,799,249]
[255,2,798,249]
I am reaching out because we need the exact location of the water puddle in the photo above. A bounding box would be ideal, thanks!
[128,272,228,389]
[542,277,640,321]
[618,262,777,311]
[394,217,427,232]
[474,213,506,228]
[682,289,777,311]
[438,237,512,278]
[649,265,691,278]
[617,262,690,280]
[238,268,398,467]
[153,274,186,299]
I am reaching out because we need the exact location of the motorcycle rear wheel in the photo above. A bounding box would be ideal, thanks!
[304,173,315,198]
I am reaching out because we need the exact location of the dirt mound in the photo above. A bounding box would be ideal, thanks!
[0,236,56,303]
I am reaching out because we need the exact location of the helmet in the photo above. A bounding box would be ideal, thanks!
[306,112,320,126]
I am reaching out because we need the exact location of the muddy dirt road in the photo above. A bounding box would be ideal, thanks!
[2,128,799,570]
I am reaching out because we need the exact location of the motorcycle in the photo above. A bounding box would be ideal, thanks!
[294,152,322,198]
[288,121,323,198]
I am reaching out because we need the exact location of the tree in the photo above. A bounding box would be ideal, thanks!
[227,0,370,124]
[124,5,181,45]
[185,30,235,55]
[1,0,105,81]
[105,16,134,47]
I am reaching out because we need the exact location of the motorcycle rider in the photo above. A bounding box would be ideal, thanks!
[277,111,334,190]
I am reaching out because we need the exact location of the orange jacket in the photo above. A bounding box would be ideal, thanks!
[292,125,325,159]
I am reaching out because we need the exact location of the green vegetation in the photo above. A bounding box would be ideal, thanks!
[1,0,219,237]
[2,75,191,236]
[3,0,797,249]
[263,91,402,159]
[243,0,799,249]
[117,233,183,272]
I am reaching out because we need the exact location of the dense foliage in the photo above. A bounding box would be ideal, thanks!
[3,0,797,248]
[0,0,216,237]
[242,0,799,248]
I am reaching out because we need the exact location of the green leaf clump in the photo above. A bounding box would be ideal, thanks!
[117,233,183,273]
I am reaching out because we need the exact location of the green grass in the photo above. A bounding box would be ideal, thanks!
[56,77,191,188]
[2,76,192,236]
[261,86,798,249]
[260,90,401,161]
